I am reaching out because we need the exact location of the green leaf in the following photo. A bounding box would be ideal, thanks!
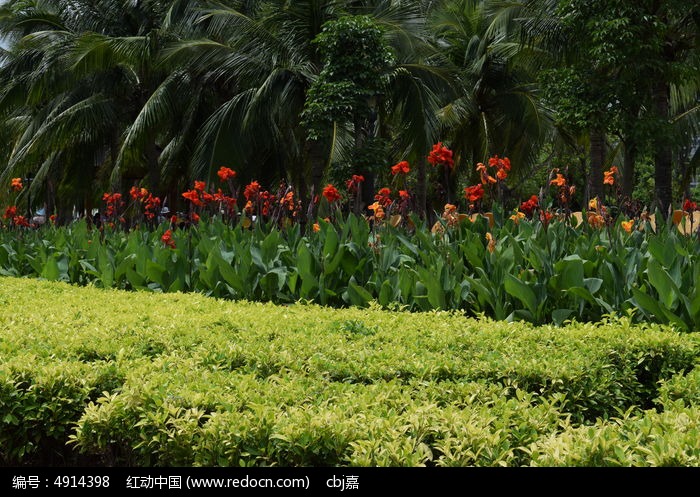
[504,274,537,316]
[583,278,603,294]
[345,279,373,308]
[378,279,393,307]
[40,256,60,281]
[554,256,584,290]
[416,266,446,310]
[647,260,679,310]
[323,225,338,261]
[631,287,687,331]
[647,237,674,268]
[146,260,166,288]
[552,309,574,326]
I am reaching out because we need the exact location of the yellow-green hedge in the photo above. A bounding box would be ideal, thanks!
[2,277,700,466]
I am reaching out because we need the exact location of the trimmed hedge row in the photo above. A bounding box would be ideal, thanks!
[2,277,700,466]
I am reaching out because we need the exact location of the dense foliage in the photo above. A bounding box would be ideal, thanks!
[0,0,697,222]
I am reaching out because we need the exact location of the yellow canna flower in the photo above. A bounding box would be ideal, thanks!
[485,232,496,253]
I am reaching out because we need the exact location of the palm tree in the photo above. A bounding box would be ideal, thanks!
[428,0,552,209]
[157,1,341,208]
[0,0,173,220]
[159,0,450,220]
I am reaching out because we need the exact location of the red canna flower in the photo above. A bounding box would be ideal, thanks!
[488,155,511,172]
[244,181,261,201]
[161,229,176,249]
[345,175,365,193]
[520,195,539,216]
[427,142,454,169]
[13,215,30,227]
[682,198,697,212]
[182,189,203,207]
[130,186,149,200]
[540,209,554,228]
[488,156,511,182]
[4,205,17,219]
[322,184,341,204]
[374,187,392,207]
[391,161,410,175]
[464,184,485,203]
[194,180,206,192]
[11,178,22,191]
[217,167,236,182]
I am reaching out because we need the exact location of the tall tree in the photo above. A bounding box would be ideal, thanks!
[0,0,174,219]
[430,0,552,209]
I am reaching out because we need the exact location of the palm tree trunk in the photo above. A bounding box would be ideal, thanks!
[354,114,373,215]
[416,158,427,221]
[653,80,673,216]
[622,140,636,199]
[45,177,56,219]
[146,140,160,194]
[307,138,328,212]
[589,129,605,201]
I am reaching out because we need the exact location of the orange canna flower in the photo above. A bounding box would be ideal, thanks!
[588,212,605,229]
[603,166,618,186]
[476,163,497,185]
[510,211,526,224]
[621,220,634,233]
[313,223,320,232]
[550,174,566,187]
[368,202,385,220]
[11,178,22,191]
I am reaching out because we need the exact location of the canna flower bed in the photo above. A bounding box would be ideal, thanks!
[0,204,698,331]
[1,145,699,330]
